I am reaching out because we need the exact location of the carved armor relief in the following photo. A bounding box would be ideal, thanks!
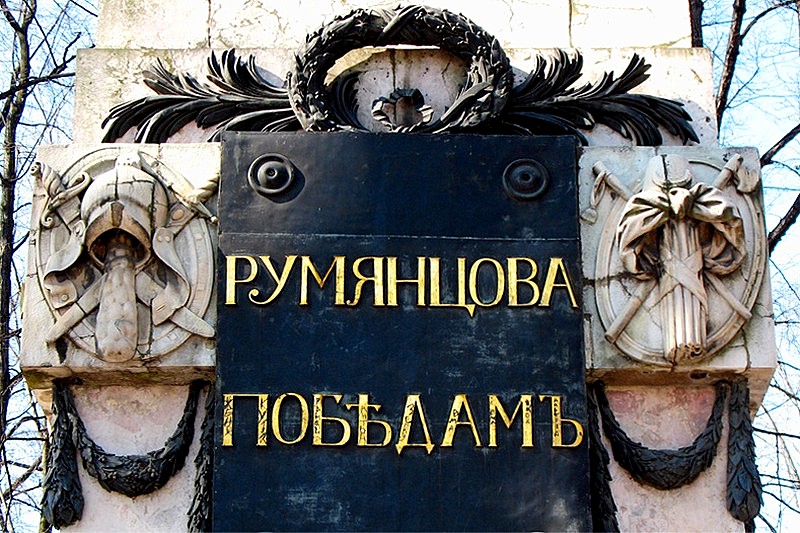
[583,149,767,367]
[29,147,217,366]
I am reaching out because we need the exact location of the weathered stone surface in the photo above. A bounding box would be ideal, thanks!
[95,1,692,51]
[209,0,571,50]
[604,386,741,531]
[97,0,209,49]
[571,0,692,48]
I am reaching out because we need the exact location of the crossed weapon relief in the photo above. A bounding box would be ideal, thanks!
[34,151,216,363]
[585,154,761,365]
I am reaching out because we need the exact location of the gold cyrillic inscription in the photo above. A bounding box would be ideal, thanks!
[272,393,309,445]
[487,394,534,447]
[440,394,482,447]
[539,394,584,448]
[395,394,435,455]
[345,394,393,447]
[221,393,269,447]
[312,394,351,446]
[224,255,578,314]
[221,392,583,452]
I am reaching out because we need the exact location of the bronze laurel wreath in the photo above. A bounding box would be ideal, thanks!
[288,5,512,132]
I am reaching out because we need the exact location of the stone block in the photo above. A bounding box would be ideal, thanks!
[580,146,776,397]
[94,1,696,53]
[96,0,209,49]
[21,143,220,389]
[208,0,570,50]
[571,0,692,48]
[743,276,779,407]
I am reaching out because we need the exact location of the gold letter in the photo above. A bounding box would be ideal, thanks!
[539,258,578,308]
[488,395,533,447]
[272,393,309,445]
[539,394,584,448]
[221,393,269,447]
[225,255,257,305]
[441,394,482,447]
[429,257,476,317]
[312,394,352,446]
[345,394,393,446]
[300,256,346,305]
[507,258,540,306]
[469,258,505,307]
[348,257,385,306]
[395,394,435,455]
[386,257,426,306]
[247,256,298,305]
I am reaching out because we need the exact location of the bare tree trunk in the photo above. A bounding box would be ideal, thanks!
[0,1,35,528]
[0,0,34,450]
[689,0,705,47]
[715,0,746,128]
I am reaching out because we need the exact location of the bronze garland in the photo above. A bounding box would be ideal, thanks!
[593,380,725,490]
[727,378,762,530]
[592,380,763,528]
[41,382,84,530]
[101,5,697,145]
[40,381,206,529]
[188,385,215,533]
[71,381,203,496]
[587,385,619,532]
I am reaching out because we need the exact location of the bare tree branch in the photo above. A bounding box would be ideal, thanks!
[755,428,800,441]
[1,456,40,502]
[0,0,23,34]
[0,1,91,528]
[769,191,800,252]
[760,122,800,167]
[741,0,797,40]
[65,0,97,18]
[716,0,747,128]
[0,72,74,102]
[689,0,704,46]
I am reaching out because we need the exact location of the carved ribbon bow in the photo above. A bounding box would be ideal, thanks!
[617,182,746,282]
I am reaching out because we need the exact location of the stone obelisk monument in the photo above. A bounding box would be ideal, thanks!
[22,1,775,531]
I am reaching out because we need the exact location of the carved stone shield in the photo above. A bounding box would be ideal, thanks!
[33,147,215,363]
[591,154,766,366]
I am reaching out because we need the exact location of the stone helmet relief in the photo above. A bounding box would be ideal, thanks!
[34,149,215,363]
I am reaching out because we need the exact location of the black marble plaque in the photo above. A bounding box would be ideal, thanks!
[215,133,589,531]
